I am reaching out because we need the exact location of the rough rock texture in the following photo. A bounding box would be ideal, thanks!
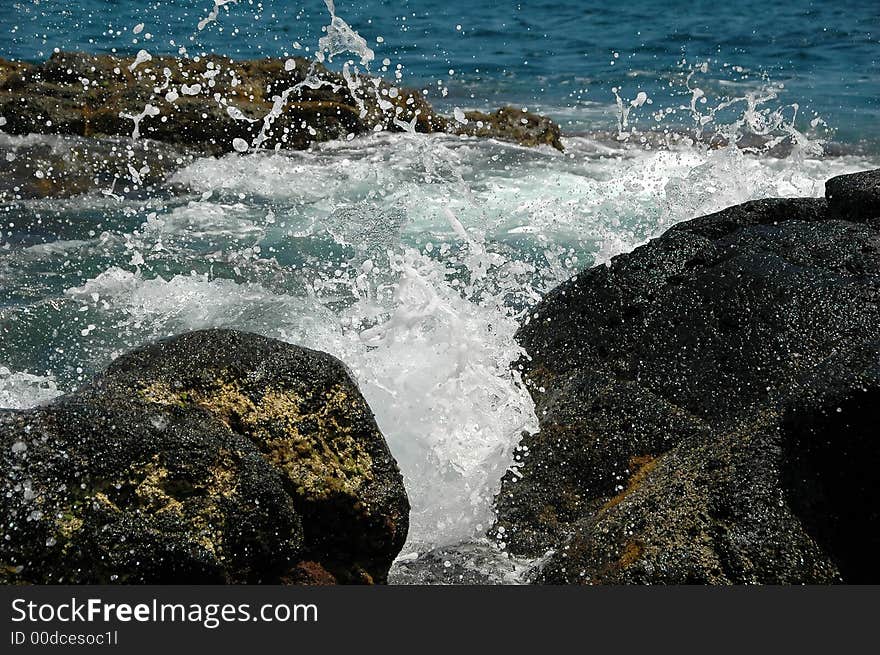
[459,106,564,150]
[388,542,528,585]
[826,168,880,219]
[493,168,880,584]
[0,133,194,202]
[0,52,562,158]
[0,329,408,584]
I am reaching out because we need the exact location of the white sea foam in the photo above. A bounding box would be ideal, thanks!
[172,131,876,262]
[0,368,62,409]
[62,252,535,547]
[3,2,879,562]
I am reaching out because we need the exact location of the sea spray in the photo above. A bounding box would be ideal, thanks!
[0,367,61,409]
[12,129,862,549]
[2,1,879,563]
[198,0,239,32]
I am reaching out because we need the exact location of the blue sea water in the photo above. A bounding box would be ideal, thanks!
[1,1,879,558]
[1,0,878,147]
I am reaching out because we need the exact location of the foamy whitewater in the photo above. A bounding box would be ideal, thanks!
[1,1,878,565]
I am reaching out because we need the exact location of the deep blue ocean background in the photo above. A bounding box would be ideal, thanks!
[1,0,877,148]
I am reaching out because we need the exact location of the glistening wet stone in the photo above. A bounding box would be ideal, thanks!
[494,169,880,584]
[0,329,409,584]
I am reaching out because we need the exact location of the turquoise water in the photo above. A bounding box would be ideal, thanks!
[1,0,878,148]
[1,1,878,552]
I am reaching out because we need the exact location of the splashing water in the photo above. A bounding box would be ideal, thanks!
[0,367,61,410]
[119,103,160,140]
[3,130,873,550]
[318,0,375,66]
[1,1,879,562]
[198,0,239,32]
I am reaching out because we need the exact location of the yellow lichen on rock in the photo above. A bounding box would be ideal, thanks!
[56,512,84,540]
[138,375,374,503]
[138,381,186,407]
[243,386,374,502]
[617,541,644,569]
[600,454,660,514]
[129,454,236,557]
[133,456,183,515]
[206,450,239,497]
[93,491,120,512]
[189,381,257,427]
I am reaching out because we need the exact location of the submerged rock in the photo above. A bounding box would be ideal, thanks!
[0,52,562,156]
[494,168,880,583]
[0,329,408,584]
[0,133,194,201]
[457,106,564,151]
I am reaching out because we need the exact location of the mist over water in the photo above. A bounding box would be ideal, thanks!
[1,0,878,556]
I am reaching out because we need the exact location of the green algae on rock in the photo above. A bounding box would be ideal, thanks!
[0,329,409,584]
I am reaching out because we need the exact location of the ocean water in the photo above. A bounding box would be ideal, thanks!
[2,0,879,146]
[1,1,878,562]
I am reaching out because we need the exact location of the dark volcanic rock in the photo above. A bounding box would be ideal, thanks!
[0,329,409,584]
[493,168,880,583]
[0,52,562,156]
[388,542,526,585]
[825,168,880,220]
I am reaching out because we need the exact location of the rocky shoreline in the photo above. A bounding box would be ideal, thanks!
[0,51,561,201]
[1,330,408,584]
[494,167,880,583]
[1,51,878,583]
[2,168,877,585]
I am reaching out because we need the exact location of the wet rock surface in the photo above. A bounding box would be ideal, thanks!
[0,133,195,202]
[0,329,408,584]
[458,106,564,151]
[0,52,562,161]
[494,168,880,583]
[825,168,880,220]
